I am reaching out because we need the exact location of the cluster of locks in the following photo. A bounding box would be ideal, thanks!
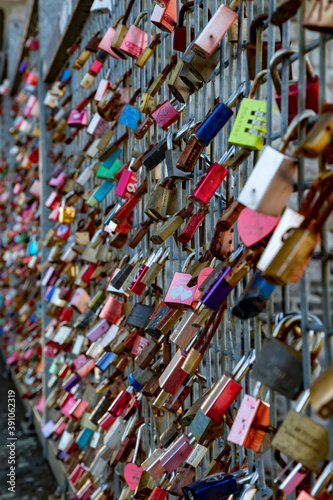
[0,0,333,499]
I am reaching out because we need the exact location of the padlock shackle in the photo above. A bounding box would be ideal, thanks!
[133,10,149,26]
[113,14,125,28]
[226,82,246,108]
[249,13,282,46]
[311,461,333,498]
[279,109,316,154]
[270,47,296,95]
[129,87,142,105]
[248,70,268,99]
[123,0,136,25]
[178,2,212,28]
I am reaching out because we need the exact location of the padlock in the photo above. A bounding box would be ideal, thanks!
[127,218,154,248]
[98,19,123,58]
[193,83,246,147]
[231,271,275,319]
[310,364,333,419]
[150,204,194,244]
[120,12,153,59]
[134,116,155,139]
[112,180,148,224]
[303,0,333,33]
[135,34,161,68]
[251,313,324,399]
[262,170,333,284]
[145,178,172,221]
[189,147,232,206]
[227,382,270,452]
[178,205,209,244]
[129,249,163,295]
[209,226,234,260]
[59,192,76,223]
[118,89,142,129]
[272,389,329,472]
[164,375,199,413]
[173,1,196,52]
[182,42,220,83]
[140,249,170,287]
[90,0,111,14]
[246,14,284,80]
[160,433,195,474]
[142,55,177,102]
[176,135,205,173]
[270,48,319,124]
[151,0,177,33]
[296,107,333,158]
[228,4,247,42]
[228,70,268,151]
[296,461,333,500]
[164,253,198,309]
[271,0,303,26]
[191,0,238,58]
[123,423,145,490]
[182,471,240,500]
[168,60,194,104]
[199,350,256,423]
[237,111,316,216]
[151,98,186,130]
[111,0,136,58]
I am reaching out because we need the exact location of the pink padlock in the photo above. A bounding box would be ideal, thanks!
[90,59,104,74]
[86,319,110,342]
[99,296,123,324]
[23,95,38,117]
[120,12,153,59]
[151,99,184,130]
[191,3,238,58]
[70,287,91,313]
[67,109,87,128]
[77,359,95,377]
[95,79,111,101]
[115,169,137,198]
[227,392,270,452]
[159,348,188,394]
[48,204,60,221]
[164,272,198,310]
[45,191,61,209]
[98,26,120,59]
[13,183,21,195]
[160,434,194,473]
[151,0,177,33]
[73,354,88,370]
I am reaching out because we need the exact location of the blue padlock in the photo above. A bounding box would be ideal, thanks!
[27,236,39,256]
[76,428,94,448]
[102,148,122,169]
[96,352,117,371]
[232,271,275,319]
[195,82,246,146]
[60,68,71,81]
[118,104,142,130]
[182,472,239,500]
[44,285,55,302]
[93,180,114,202]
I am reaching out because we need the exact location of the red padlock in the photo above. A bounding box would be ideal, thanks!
[271,49,319,124]
[151,99,185,130]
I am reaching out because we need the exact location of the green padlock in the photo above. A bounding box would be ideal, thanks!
[228,70,268,151]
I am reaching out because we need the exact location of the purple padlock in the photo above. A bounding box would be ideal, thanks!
[19,61,28,73]
[199,266,233,311]
[86,319,110,342]
[62,374,81,392]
